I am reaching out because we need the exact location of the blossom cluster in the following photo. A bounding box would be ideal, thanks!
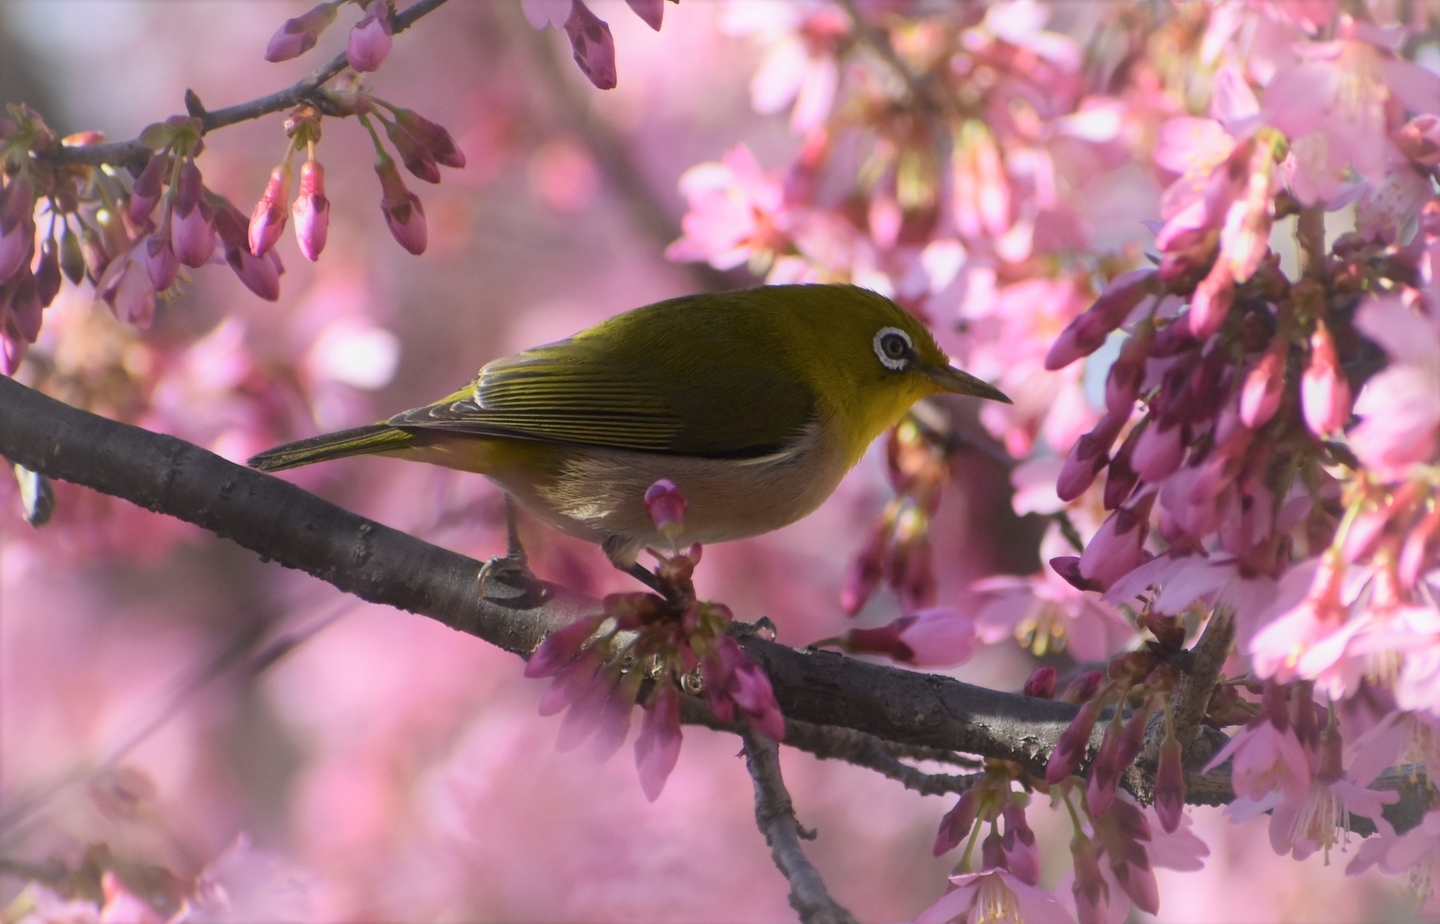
[523,480,785,801]
[664,0,1440,919]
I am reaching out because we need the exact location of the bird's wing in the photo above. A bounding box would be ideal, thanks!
[386,338,816,458]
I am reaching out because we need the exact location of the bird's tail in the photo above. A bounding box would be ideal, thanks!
[247,424,417,472]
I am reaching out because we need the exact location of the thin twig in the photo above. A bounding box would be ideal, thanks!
[784,720,981,797]
[740,727,860,924]
[1171,608,1234,757]
[39,0,451,171]
[1296,202,1327,282]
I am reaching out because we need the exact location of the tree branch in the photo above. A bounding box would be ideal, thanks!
[740,727,859,924]
[0,374,1431,834]
[38,0,451,171]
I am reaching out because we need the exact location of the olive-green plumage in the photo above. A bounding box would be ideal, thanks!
[249,284,1009,566]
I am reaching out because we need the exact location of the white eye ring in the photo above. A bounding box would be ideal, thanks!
[873,327,913,371]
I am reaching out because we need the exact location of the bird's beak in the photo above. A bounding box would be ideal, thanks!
[923,364,1013,404]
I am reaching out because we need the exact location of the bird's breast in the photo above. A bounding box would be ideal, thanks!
[482,421,851,565]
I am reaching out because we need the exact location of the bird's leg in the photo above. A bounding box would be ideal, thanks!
[603,535,674,599]
[477,495,535,593]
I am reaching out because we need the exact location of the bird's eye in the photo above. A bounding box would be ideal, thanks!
[873,327,913,371]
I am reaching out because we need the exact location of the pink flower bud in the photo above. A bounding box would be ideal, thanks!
[59,224,85,285]
[1239,335,1288,429]
[634,682,682,802]
[841,521,887,616]
[999,804,1039,885]
[1154,734,1185,833]
[347,1,393,72]
[1023,666,1057,699]
[0,176,36,284]
[1057,411,1125,502]
[1086,721,1124,816]
[249,162,292,256]
[1103,424,1143,510]
[933,789,979,856]
[643,478,686,543]
[127,154,167,224]
[1070,833,1111,924]
[216,200,284,300]
[1047,699,1101,783]
[1045,269,1154,370]
[34,238,61,307]
[291,159,330,261]
[1187,258,1233,339]
[144,227,180,292]
[171,161,215,267]
[625,0,665,30]
[1399,505,1440,589]
[384,118,441,184]
[391,108,466,169]
[1078,491,1155,590]
[1104,322,1154,416]
[564,0,618,90]
[97,248,156,328]
[375,152,427,254]
[5,271,41,345]
[524,612,607,678]
[1050,555,1102,593]
[1394,114,1440,166]
[265,1,339,62]
[1301,319,1350,437]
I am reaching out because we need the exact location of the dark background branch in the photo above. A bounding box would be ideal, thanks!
[0,375,1431,834]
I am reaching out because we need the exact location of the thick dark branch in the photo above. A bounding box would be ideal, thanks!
[39,0,450,171]
[740,727,859,924]
[1,375,1432,833]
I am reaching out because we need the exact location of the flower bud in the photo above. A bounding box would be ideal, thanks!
[53,224,83,287]
[1057,411,1125,502]
[34,238,61,307]
[1047,699,1101,783]
[384,118,441,184]
[127,154,168,224]
[144,224,180,292]
[1154,732,1185,833]
[171,161,216,267]
[1104,322,1154,416]
[375,152,427,254]
[0,176,36,284]
[391,108,466,169]
[1301,319,1350,437]
[643,478,686,543]
[1000,804,1039,884]
[841,520,888,616]
[1070,832,1110,924]
[1103,423,1143,510]
[626,0,665,30]
[564,0,618,90]
[933,789,979,856]
[1239,335,1288,429]
[1393,114,1440,166]
[1086,720,1124,817]
[347,1,393,72]
[1078,491,1155,590]
[291,159,330,261]
[265,1,339,62]
[1050,555,1102,593]
[634,681,682,802]
[249,161,292,256]
[1023,666,1057,699]
[80,224,109,283]
[1045,269,1154,370]
[97,247,156,327]
[215,198,284,300]
[1187,258,1233,339]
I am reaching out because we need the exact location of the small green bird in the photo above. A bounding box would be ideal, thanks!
[248,284,1009,576]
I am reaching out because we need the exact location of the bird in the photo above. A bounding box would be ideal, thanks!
[248,283,1010,585]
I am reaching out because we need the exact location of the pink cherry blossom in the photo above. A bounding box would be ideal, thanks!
[1350,295,1440,477]
[913,867,1074,924]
